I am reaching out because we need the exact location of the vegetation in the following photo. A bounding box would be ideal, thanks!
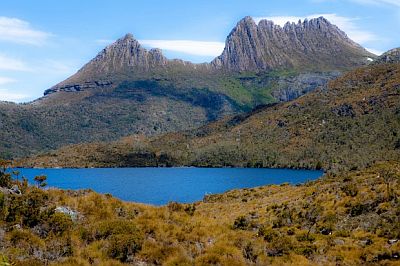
[1,159,400,265]
[0,66,336,160]
[21,63,400,173]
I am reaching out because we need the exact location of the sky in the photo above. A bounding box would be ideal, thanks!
[0,0,399,103]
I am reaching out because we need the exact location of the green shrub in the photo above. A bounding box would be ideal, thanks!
[341,183,358,197]
[106,234,142,262]
[86,220,139,241]
[47,212,73,236]
[233,216,249,230]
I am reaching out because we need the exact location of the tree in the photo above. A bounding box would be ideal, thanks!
[0,160,12,188]
[34,175,47,188]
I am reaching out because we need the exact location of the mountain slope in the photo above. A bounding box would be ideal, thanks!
[22,60,400,171]
[1,16,374,159]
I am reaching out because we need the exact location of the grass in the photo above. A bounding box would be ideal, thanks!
[0,160,399,265]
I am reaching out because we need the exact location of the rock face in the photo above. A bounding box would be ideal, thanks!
[271,72,341,102]
[373,48,400,64]
[48,34,174,94]
[211,16,375,72]
[82,34,168,73]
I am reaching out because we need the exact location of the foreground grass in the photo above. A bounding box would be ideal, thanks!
[0,161,399,265]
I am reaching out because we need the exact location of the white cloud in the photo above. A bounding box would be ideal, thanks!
[0,89,29,102]
[255,13,378,44]
[365,47,384,55]
[0,16,51,45]
[0,54,30,71]
[139,40,225,56]
[0,77,16,85]
[351,0,400,7]
[37,59,79,75]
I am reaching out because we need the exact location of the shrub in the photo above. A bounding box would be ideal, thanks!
[265,235,293,256]
[106,234,142,262]
[258,227,279,242]
[233,216,249,230]
[0,160,12,188]
[167,201,183,212]
[47,212,73,236]
[87,220,139,241]
[184,204,196,216]
[341,183,358,197]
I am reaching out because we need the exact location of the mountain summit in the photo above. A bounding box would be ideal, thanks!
[212,16,374,71]
[81,34,168,74]
[46,16,374,96]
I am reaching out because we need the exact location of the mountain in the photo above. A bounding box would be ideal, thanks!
[211,16,374,71]
[1,16,374,159]
[373,47,400,64]
[21,57,400,171]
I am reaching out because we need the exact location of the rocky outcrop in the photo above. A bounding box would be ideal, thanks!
[373,48,400,64]
[271,72,341,102]
[44,80,113,96]
[83,34,168,73]
[212,16,375,72]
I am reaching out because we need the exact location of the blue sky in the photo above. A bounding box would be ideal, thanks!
[0,0,399,102]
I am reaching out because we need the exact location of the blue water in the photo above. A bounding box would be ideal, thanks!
[15,168,323,205]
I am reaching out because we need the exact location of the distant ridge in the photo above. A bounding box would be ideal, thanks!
[373,47,400,64]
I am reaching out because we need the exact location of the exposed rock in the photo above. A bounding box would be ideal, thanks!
[212,16,374,72]
[0,185,21,195]
[55,206,79,221]
[44,80,113,96]
[271,72,340,101]
[9,185,21,195]
[333,238,345,245]
[84,34,168,73]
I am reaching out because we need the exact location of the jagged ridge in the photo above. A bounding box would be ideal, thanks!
[212,16,375,71]
[46,16,374,95]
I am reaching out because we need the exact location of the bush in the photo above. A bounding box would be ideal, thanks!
[233,216,249,230]
[47,212,73,236]
[0,160,12,188]
[84,220,139,242]
[341,183,358,197]
[106,234,142,262]
[258,227,279,242]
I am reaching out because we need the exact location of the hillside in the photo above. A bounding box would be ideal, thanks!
[21,60,400,172]
[0,16,373,159]
[1,160,399,265]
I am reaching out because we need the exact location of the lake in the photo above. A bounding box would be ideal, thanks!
[16,168,323,205]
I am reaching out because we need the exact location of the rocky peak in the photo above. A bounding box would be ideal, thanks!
[212,16,374,72]
[373,48,400,64]
[81,33,168,74]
